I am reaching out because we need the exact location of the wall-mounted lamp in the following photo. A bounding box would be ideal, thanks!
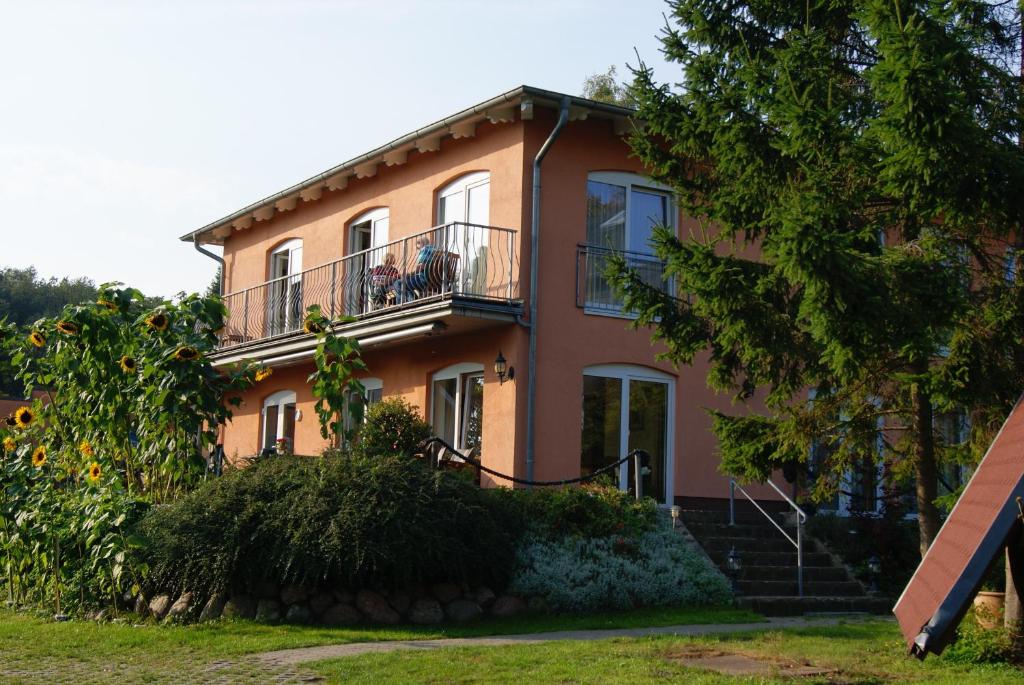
[494,351,515,384]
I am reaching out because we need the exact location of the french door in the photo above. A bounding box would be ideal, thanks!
[268,239,303,335]
[581,365,674,503]
[438,172,490,294]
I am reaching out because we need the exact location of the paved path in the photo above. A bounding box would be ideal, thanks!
[257,616,877,666]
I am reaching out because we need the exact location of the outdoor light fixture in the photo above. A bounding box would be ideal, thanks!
[494,351,514,384]
[867,555,882,594]
[725,546,742,592]
[670,505,681,529]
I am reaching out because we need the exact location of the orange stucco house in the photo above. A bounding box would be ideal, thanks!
[182,85,766,509]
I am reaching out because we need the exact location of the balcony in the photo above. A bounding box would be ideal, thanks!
[216,223,520,359]
[575,244,668,315]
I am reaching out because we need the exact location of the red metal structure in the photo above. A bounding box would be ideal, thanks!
[894,394,1024,658]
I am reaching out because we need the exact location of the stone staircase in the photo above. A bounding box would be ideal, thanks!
[681,509,892,616]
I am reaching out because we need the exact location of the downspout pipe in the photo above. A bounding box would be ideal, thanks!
[193,237,225,296]
[525,95,571,484]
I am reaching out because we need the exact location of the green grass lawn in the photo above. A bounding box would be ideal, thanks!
[0,604,756,683]
[311,620,1023,685]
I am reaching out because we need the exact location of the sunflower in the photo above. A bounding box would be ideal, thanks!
[28,330,46,348]
[13,407,33,428]
[79,440,94,457]
[119,356,137,373]
[174,346,200,362]
[88,461,102,482]
[56,321,80,336]
[31,446,46,468]
[3,416,15,427]
[2,436,15,452]
[97,298,117,310]
[254,367,273,382]
[303,318,324,335]
[145,312,169,332]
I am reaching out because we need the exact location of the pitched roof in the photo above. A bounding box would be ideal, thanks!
[180,85,636,245]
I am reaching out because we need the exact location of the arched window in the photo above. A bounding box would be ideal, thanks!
[436,173,490,296]
[347,209,390,315]
[268,239,303,335]
[342,378,384,435]
[581,365,675,504]
[348,207,389,256]
[431,363,484,455]
[262,390,297,453]
[438,172,490,226]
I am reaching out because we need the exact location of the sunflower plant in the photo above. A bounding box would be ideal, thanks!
[0,284,261,612]
[305,305,367,443]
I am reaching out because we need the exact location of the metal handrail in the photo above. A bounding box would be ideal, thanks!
[217,222,519,348]
[729,478,806,597]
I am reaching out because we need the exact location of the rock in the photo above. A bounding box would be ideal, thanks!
[407,598,444,625]
[320,603,362,626]
[280,584,309,606]
[355,590,400,624]
[199,594,227,622]
[473,586,496,608]
[253,580,280,599]
[490,595,527,618]
[285,603,312,624]
[165,592,194,621]
[309,592,335,617]
[333,589,354,604]
[133,595,148,617]
[445,599,482,622]
[256,599,282,623]
[388,589,412,616]
[431,582,462,604]
[222,594,257,620]
[148,594,172,620]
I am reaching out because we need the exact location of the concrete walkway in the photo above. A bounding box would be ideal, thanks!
[256,615,877,666]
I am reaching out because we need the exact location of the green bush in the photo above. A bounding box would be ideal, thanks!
[135,453,518,598]
[353,397,432,458]
[487,483,658,540]
[942,612,1021,665]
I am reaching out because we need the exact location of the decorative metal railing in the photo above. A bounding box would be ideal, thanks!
[219,222,518,348]
[575,244,668,314]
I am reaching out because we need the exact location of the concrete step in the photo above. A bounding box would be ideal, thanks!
[684,522,796,539]
[738,595,892,617]
[737,565,849,583]
[681,510,787,526]
[707,550,835,567]
[699,537,817,554]
[736,579,865,597]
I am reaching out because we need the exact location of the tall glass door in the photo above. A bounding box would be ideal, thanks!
[581,367,673,503]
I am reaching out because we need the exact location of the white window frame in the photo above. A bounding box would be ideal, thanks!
[348,207,390,256]
[341,378,384,438]
[262,390,297,451]
[268,239,304,334]
[438,172,490,225]
[582,364,676,505]
[431,362,485,454]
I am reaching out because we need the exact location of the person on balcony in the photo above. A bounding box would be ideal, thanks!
[368,252,400,309]
[399,236,436,302]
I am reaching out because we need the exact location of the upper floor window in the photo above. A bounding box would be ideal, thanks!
[586,172,673,254]
[438,172,490,226]
[268,239,303,335]
[269,238,303,280]
[581,172,674,315]
[349,208,389,256]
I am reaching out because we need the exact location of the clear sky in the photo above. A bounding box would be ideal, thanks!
[0,0,677,297]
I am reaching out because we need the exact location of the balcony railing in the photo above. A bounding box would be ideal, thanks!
[575,244,668,314]
[219,222,518,348]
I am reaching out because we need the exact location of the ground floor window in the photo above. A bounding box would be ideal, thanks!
[581,365,674,503]
[342,378,384,436]
[262,390,297,453]
[431,363,484,455]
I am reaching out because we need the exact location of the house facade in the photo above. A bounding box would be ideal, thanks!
[182,85,775,508]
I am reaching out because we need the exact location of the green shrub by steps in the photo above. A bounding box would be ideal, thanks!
[135,453,518,598]
[508,527,732,612]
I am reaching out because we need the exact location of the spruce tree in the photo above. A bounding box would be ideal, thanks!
[615,0,1024,555]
